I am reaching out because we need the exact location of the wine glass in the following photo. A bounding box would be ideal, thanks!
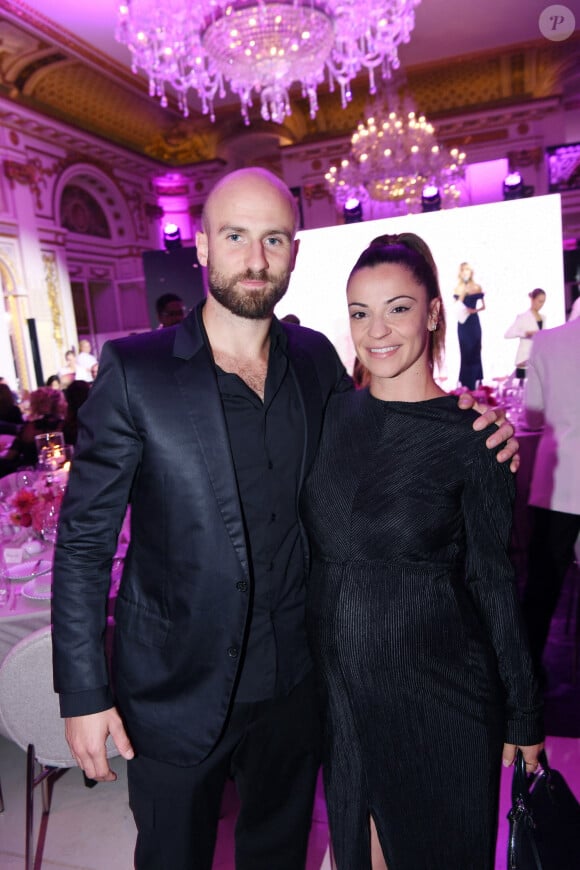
[40,501,59,545]
[16,468,37,489]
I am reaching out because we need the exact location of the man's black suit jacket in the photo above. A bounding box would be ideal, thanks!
[52,303,350,766]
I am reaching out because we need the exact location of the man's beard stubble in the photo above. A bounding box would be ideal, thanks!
[208,266,290,320]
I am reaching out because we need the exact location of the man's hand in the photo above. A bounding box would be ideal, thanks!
[65,708,135,782]
[457,392,520,473]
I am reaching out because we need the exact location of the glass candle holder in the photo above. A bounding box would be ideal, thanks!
[35,432,66,472]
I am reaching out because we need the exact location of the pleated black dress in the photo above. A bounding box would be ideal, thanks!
[301,391,543,870]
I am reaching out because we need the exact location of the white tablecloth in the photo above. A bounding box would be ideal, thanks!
[0,583,52,665]
[0,505,128,666]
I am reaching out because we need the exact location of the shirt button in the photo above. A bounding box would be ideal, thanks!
[268,460,273,470]
[236,581,248,592]
[270,512,276,522]
[227,646,239,658]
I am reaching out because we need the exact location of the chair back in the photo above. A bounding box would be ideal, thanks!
[0,625,118,767]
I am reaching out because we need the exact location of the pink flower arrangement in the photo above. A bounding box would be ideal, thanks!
[9,480,64,532]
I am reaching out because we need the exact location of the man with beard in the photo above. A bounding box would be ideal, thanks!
[52,168,518,870]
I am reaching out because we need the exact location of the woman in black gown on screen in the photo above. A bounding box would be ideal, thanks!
[454,261,485,389]
[301,234,543,870]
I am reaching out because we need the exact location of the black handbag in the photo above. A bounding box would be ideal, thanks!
[507,748,580,870]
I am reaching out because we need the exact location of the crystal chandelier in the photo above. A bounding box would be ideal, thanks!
[116,0,422,125]
[325,105,466,213]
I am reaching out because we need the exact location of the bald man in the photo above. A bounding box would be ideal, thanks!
[52,167,518,870]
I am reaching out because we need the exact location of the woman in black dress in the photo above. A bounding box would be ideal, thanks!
[454,261,485,389]
[301,234,543,870]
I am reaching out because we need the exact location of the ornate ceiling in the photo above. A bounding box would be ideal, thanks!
[0,1,578,168]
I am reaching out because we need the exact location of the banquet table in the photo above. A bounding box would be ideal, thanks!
[0,550,122,666]
[0,467,63,663]
[0,482,129,666]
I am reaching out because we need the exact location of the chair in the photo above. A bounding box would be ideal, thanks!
[0,624,119,870]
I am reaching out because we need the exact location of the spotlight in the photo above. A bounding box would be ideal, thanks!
[503,172,534,201]
[421,185,441,213]
[163,223,182,251]
[343,197,363,224]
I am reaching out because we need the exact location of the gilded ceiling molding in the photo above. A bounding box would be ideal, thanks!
[1,0,144,93]
[144,127,216,165]
[0,110,158,176]
[0,8,578,170]
[409,39,579,117]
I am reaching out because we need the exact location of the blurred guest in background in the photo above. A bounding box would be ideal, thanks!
[569,295,580,322]
[156,293,186,328]
[504,288,546,379]
[521,317,580,681]
[0,382,23,425]
[59,349,77,388]
[46,374,62,390]
[16,386,67,466]
[0,382,23,476]
[453,261,485,390]
[76,339,98,382]
[62,380,91,446]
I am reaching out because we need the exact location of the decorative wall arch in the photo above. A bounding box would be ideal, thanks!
[53,162,136,244]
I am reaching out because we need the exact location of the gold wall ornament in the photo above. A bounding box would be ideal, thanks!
[507,147,544,171]
[4,158,47,210]
[42,251,64,351]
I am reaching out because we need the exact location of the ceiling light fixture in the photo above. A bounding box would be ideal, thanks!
[116,0,421,125]
[325,102,466,215]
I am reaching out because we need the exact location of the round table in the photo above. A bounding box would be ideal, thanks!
[0,585,52,665]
